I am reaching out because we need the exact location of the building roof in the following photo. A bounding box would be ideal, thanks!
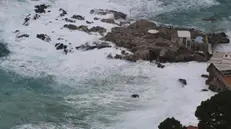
[208,51,231,71]
[177,30,191,38]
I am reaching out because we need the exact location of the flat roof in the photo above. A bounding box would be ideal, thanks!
[177,30,191,38]
[208,51,231,71]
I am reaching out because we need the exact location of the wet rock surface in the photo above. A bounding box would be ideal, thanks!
[131,94,139,98]
[90,9,127,20]
[59,8,67,17]
[178,79,187,85]
[76,42,111,51]
[34,4,50,13]
[71,15,85,20]
[36,34,51,42]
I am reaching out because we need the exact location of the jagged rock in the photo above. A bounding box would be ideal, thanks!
[76,42,111,51]
[63,18,75,23]
[59,8,67,17]
[34,4,50,13]
[55,43,67,50]
[89,26,106,34]
[36,34,51,42]
[208,32,230,44]
[33,14,40,20]
[86,21,93,24]
[17,34,29,38]
[63,24,78,30]
[157,63,165,68]
[90,9,127,19]
[71,15,85,20]
[23,14,31,26]
[131,94,139,98]
[178,79,187,85]
[94,17,100,20]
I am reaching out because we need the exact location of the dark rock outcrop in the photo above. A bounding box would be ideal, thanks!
[90,9,127,20]
[94,17,100,20]
[63,24,78,30]
[59,8,67,17]
[76,42,111,51]
[101,19,229,62]
[34,4,50,13]
[17,34,30,38]
[71,15,85,20]
[36,34,51,42]
[33,14,40,20]
[131,94,139,98]
[23,14,31,26]
[201,89,209,92]
[178,79,187,85]
[201,74,209,78]
[86,21,93,24]
[208,32,230,44]
[55,43,67,50]
[63,18,76,23]
[89,26,106,35]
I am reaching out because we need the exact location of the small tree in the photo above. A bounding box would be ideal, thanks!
[158,117,186,129]
[195,90,231,129]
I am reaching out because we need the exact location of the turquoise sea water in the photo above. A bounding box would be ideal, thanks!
[0,0,230,128]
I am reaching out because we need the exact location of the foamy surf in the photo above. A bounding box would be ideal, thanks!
[0,0,223,129]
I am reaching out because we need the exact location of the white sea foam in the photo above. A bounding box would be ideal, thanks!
[0,0,218,129]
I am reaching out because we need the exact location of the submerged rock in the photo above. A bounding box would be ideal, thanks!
[178,79,187,85]
[17,34,30,38]
[0,43,10,58]
[33,14,40,20]
[131,94,139,98]
[36,34,51,42]
[23,14,31,26]
[59,8,67,17]
[86,21,94,24]
[63,18,75,23]
[71,15,85,20]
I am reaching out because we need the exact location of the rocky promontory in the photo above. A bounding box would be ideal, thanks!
[101,19,230,62]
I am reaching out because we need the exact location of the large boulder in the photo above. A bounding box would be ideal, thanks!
[90,9,127,20]
[207,32,230,44]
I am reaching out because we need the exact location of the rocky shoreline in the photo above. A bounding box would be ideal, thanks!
[15,4,230,64]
